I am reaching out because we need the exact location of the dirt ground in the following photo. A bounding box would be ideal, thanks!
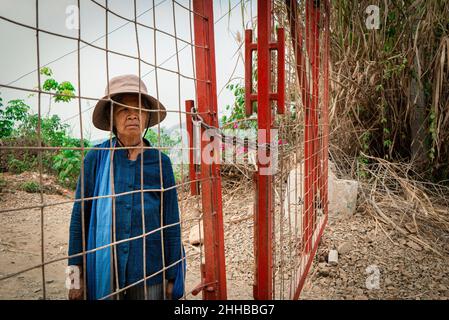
[0,171,448,300]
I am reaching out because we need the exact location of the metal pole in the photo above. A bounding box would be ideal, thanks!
[254,0,273,300]
[192,0,227,300]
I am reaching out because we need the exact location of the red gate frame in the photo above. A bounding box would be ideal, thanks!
[248,0,330,299]
[189,0,227,300]
[249,0,287,300]
[186,0,330,300]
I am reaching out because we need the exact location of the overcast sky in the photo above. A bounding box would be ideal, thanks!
[0,0,256,141]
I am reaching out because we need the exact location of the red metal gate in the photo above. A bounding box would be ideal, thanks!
[243,0,331,299]
[185,0,330,300]
[0,0,329,301]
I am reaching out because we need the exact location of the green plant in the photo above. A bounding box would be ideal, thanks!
[0,98,30,139]
[18,114,70,147]
[144,128,180,154]
[52,137,91,189]
[172,164,189,185]
[360,131,371,153]
[7,153,36,174]
[40,68,75,103]
[221,82,257,131]
[0,68,87,189]
[357,154,369,180]
[21,181,40,193]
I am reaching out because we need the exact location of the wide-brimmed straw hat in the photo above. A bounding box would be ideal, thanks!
[92,74,166,131]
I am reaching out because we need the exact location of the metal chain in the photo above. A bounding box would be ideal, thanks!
[191,108,285,152]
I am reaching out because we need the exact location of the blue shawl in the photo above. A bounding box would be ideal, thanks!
[86,141,113,300]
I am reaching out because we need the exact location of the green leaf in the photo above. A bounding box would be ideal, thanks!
[40,67,53,77]
[43,79,58,91]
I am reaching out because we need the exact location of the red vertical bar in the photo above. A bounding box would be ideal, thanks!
[323,0,330,215]
[276,28,285,114]
[254,0,273,300]
[321,0,330,216]
[311,1,320,237]
[245,29,254,116]
[193,0,227,300]
[185,100,198,196]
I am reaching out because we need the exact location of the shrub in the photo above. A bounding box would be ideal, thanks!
[0,68,86,189]
[21,181,40,193]
[0,97,30,139]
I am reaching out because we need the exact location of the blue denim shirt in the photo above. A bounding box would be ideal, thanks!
[68,138,181,288]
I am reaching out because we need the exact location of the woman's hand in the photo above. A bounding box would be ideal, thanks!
[67,266,84,300]
[68,283,84,300]
[166,280,174,300]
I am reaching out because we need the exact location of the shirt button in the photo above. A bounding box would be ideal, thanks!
[125,204,131,210]
[128,184,133,189]
[123,246,129,253]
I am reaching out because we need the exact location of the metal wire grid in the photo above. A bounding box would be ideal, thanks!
[271,0,330,300]
[0,0,329,300]
[0,0,233,300]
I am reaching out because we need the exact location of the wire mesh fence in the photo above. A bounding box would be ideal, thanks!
[271,0,330,299]
[0,0,233,300]
[0,0,329,300]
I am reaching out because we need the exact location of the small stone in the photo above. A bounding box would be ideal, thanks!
[33,288,41,293]
[339,270,348,282]
[318,270,330,277]
[401,270,412,278]
[404,223,418,234]
[337,242,352,255]
[189,221,204,245]
[328,250,338,266]
[46,280,54,284]
[406,241,422,251]
[319,278,328,285]
[384,278,393,286]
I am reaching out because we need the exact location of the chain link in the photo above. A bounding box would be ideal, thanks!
[191,108,284,152]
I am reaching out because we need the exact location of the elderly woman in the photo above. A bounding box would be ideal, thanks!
[67,75,182,300]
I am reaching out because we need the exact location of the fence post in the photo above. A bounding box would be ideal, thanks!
[192,0,227,300]
[254,0,274,300]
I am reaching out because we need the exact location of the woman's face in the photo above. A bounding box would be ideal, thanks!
[113,94,149,140]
